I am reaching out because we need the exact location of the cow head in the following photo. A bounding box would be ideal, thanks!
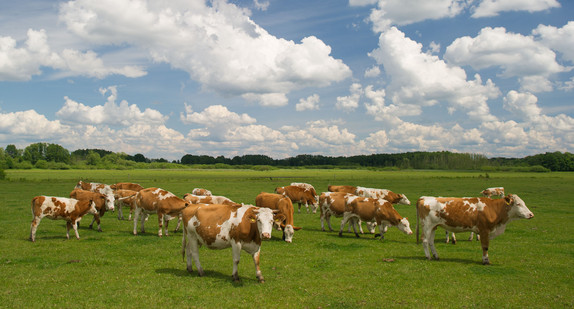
[398,194,411,205]
[87,200,98,215]
[251,208,277,240]
[505,194,534,220]
[397,217,413,235]
[365,221,377,234]
[104,194,115,211]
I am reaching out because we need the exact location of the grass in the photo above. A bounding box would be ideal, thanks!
[0,169,572,308]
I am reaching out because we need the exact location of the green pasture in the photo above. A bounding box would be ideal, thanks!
[0,169,572,308]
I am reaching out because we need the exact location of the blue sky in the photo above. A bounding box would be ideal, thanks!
[0,0,572,160]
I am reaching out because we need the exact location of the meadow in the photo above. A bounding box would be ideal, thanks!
[0,169,572,308]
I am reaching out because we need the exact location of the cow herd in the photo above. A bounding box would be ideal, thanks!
[29,181,533,282]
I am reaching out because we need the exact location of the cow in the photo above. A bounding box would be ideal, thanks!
[327,185,357,194]
[69,189,114,231]
[181,203,283,283]
[111,182,144,192]
[75,180,115,211]
[319,192,375,234]
[29,196,97,242]
[114,189,139,220]
[355,186,411,205]
[416,195,534,264]
[192,188,212,196]
[338,197,412,240]
[290,182,317,196]
[481,187,505,198]
[183,193,237,206]
[275,185,318,213]
[133,188,189,237]
[255,192,301,243]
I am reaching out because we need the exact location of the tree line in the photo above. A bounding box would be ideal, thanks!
[1,143,573,175]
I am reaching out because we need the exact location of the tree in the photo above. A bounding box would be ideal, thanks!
[46,144,70,163]
[5,144,20,158]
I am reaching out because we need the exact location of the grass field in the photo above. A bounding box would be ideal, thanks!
[0,169,572,308]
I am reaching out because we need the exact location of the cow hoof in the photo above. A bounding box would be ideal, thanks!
[186,266,193,274]
[338,232,343,237]
[355,234,360,238]
[258,278,265,283]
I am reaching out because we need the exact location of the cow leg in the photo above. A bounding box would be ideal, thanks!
[66,221,72,239]
[89,214,102,232]
[157,213,164,237]
[174,214,182,233]
[72,220,81,239]
[297,203,302,213]
[479,231,490,265]
[29,217,41,242]
[358,219,365,234]
[445,231,449,243]
[231,243,242,282]
[450,232,457,244]
[117,202,123,220]
[339,213,353,237]
[320,212,326,231]
[351,218,360,238]
[428,228,439,260]
[133,208,140,235]
[304,202,310,213]
[377,223,386,241]
[252,249,264,283]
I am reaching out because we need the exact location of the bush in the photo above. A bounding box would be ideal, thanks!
[0,169,5,180]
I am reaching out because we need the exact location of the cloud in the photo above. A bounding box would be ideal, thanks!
[56,86,167,126]
[296,94,320,111]
[180,104,256,126]
[0,29,145,81]
[0,109,69,139]
[444,27,566,92]
[503,90,541,121]
[59,0,351,104]
[369,27,499,121]
[336,83,362,111]
[367,0,468,32]
[364,65,381,78]
[472,0,560,18]
[533,21,574,62]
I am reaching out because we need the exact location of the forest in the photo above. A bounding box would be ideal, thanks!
[1,142,573,178]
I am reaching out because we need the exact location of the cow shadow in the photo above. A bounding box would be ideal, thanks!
[155,268,257,285]
[394,255,484,265]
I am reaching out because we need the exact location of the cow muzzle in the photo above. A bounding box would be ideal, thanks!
[261,232,271,240]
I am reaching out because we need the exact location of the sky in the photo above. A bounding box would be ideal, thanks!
[0,0,573,161]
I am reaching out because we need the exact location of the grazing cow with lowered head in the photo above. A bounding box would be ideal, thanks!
[256,192,301,243]
[319,192,375,234]
[275,185,318,213]
[70,189,114,231]
[355,186,410,205]
[30,196,97,242]
[481,187,505,198]
[339,197,412,240]
[192,188,212,196]
[327,185,357,194]
[416,195,534,264]
[133,188,189,237]
[181,204,282,283]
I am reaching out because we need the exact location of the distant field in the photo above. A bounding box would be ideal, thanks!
[1,169,572,308]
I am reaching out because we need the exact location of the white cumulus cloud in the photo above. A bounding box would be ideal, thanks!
[472,0,560,18]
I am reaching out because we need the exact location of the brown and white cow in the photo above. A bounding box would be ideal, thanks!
[133,188,189,237]
[275,185,318,213]
[191,188,212,196]
[290,182,317,196]
[30,196,97,242]
[75,180,115,211]
[111,182,144,192]
[255,192,301,243]
[319,192,375,234]
[114,189,139,220]
[355,186,411,205]
[481,187,505,198]
[339,197,412,240]
[416,195,534,264]
[183,193,237,206]
[327,185,357,194]
[181,204,282,283]
[70,189,113,232]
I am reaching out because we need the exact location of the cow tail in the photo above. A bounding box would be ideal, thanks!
[416,199,420,245]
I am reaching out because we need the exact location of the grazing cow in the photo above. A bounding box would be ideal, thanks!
[114,189,139,220]
[192,188,212,196]
[416,195,534,264]
[181,204,281,283]
[69,189,113,231]
[275,185,318,213]
[338,197,412,240]
[255,192,301,242]
[355,186,410,205]
[481,187,505,198]
[183,193,237,206]
[327,185,357,194]
[319,192,375,234]
[111,182,144,192]
[29,196,97,242]
[75,180,115,211]
[133,188,189,237]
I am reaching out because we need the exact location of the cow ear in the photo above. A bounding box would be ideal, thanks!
[504,195,512,206]
[274,214,286,222]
